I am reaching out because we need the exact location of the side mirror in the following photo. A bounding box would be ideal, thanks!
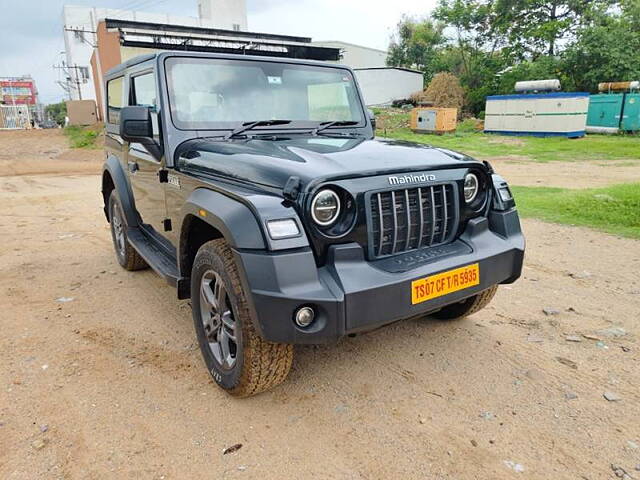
[368,109,376,131]
[120,106,153,143]
[119,106,161,160]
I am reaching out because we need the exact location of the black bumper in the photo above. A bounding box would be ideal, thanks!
[233,208,525,344]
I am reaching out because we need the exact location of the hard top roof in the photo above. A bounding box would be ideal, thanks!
[105,51,350,78]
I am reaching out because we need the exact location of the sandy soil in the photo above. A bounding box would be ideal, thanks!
[1,130,640,479]
[0,129,103,177]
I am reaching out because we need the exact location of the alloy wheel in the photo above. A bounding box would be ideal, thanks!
[199,270,238,370]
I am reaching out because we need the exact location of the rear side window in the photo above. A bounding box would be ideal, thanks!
[107,77,124,125]
[131,73,156,109]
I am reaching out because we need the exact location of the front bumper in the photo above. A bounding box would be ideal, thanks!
[233,208,525,344]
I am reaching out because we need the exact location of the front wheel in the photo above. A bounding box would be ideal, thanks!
[108,192,148,271]
[431,285,498,320]
[191,239,293,397]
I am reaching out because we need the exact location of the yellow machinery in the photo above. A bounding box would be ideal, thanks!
[410,107,457,134]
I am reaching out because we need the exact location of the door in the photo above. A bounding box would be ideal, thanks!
[417,110,437,131]
[587,94,624,128]
[125,71,168,243]
[621,94,640,131]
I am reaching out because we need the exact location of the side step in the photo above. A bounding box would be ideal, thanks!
[127,228,180,287]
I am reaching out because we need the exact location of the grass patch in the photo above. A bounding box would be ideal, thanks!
[384,128,640,163]
[373,108,640,163]
[512,183,640,238]
[64,125,102,149]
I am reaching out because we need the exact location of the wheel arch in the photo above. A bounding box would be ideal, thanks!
[102,156,139,227]
[178,188,267,280]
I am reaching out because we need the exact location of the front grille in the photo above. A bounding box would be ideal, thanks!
[369,184,458,258]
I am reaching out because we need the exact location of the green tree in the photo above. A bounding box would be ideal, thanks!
[495,56,566,93]
[433,0,508,114]
[45,102,67,126]
[387,16,447,81]
[493,0,615,58]
[562,3,640,91]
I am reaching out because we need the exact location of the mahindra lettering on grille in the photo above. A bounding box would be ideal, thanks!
[369,184,457,258]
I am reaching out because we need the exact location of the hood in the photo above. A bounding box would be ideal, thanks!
[177,136,482,190]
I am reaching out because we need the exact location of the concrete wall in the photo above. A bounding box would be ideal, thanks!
[66,99,97,125]
[354,68,424,106]
[313,41,388,69]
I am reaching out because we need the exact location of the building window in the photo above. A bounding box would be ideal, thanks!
[107,77,124,125]
[79,66,90,83]
[233,23,241,31]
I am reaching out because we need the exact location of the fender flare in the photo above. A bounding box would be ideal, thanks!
[180,188,267,252]
[102,155,139,227]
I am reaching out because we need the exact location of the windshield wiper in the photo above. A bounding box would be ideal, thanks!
[225,119,292,140]
[314,120,359,135]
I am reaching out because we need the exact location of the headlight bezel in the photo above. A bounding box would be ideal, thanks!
[308,186,357,238]
[311,189,341,226]
[464,172,480,204]
[462,168,490,214]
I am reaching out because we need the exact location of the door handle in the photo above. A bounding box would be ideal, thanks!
[128,161,139,173]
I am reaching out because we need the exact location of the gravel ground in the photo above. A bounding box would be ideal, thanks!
[1,130,639,479]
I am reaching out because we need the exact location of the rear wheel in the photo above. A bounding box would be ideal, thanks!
[432,285,498,320]
[191,239,293,397]
[108,192,148,271]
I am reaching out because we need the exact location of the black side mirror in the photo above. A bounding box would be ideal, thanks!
[368,109,376,131]
[119,106,161,159]
[120,106,153,143]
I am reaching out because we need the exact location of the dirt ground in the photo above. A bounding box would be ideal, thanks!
[0,129,103,177]
[490,157,640,189]
[1,130,640,479]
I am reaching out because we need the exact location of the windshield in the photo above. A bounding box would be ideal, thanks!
[165,57,365,130]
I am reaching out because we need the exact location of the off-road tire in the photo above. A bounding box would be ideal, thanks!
[432,285,498,320]
[191,239,293,397]
[108,192,148,271]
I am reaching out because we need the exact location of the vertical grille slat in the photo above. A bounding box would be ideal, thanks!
[441,184,448,244]
[404,189,411,251]
[416,188,424,249]
[369,183,458,259]
[429,187,436,246]
[376,192,384,257]
[390,190,398,254]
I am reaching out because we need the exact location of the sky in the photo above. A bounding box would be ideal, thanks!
[0,0,437,104]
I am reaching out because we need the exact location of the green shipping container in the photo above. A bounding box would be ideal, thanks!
[621,93,640,131]
[587,93,624,129]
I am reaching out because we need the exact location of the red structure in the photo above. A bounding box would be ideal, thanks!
[0,77,38,105]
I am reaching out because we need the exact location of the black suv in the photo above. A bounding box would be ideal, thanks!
[102,52,524,396]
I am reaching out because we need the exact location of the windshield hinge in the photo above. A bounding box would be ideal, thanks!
[158,169,168,183]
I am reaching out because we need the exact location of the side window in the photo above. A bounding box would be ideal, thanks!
[131,73,157,109]
[131,72,159,136]
[107,77,123,125]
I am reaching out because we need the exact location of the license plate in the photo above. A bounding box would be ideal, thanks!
[411,263,480,305]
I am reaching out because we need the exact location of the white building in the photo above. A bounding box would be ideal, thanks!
[312,41,388,69]
[62,0,247,101]
[354,68,424,106]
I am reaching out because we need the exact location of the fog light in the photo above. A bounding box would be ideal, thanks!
[294,306,315,328]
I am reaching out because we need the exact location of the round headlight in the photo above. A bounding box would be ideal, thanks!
[464,173,479,203]
[311,189,341,226]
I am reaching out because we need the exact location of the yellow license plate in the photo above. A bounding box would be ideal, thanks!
[411,263,480,305]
